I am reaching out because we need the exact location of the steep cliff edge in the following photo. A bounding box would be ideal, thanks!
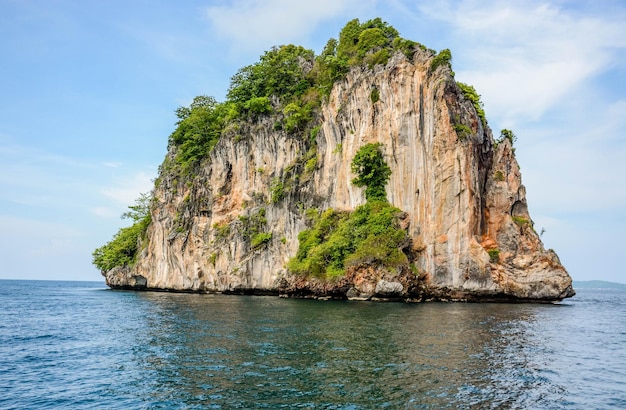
[98,20,574,302]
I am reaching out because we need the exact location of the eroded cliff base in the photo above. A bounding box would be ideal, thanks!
[106,264,575,303]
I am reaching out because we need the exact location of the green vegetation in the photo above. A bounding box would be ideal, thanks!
[282,101,314,133]
[453,123,472,140]
[270,178,284,204]
[209,252,218,266]
[288,143,408,279]
[456,82,486,126]
[164,18,442,178]
[251,232,273,249]
[351,143,392,201]
[309,126,321,143]
[430,48,452,73]
[493,170,505,181]
[512,216,531,228]
[370,87,380,103]
[497,129,517,146]
[335,18,409,69]
[487,248,500,263]
[213,222,231,240]
[315,18,424,96]
[238,208,273,250]
[243,96,272,115]
[92,193,152,273]
[169,96,236,173]
[228,45,314,108]
[287,201,409,279]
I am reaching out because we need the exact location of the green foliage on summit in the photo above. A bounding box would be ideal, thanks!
[165,18,433,174]
[430,48,452,73]
[170,96,237,173]
[228,45,315,107]
[314,18,423,96]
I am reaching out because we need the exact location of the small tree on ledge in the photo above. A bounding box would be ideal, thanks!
[351,142,392,201]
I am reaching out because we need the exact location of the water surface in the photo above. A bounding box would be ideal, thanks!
[1,280,624,408]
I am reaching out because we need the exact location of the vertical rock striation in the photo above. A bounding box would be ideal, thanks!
[104,48,574,302]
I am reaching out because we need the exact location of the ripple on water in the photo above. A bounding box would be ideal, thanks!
[1,283,626,408]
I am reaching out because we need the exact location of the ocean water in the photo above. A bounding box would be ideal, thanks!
[1,280,625,409]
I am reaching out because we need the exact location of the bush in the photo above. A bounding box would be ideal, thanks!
[334,18,415,71]
[238,208,267,239]
[282,102,313,133]
[287,201,408,279]
[251,232,272,249]
[243,96,272,115]
[169,96,234,173]
[92,194,152,273]
[430,49,452,73]
[213,222,231,240]
[370,87,380,104]
[453,123,472,140]
[457,82,486,126]
[512,216,530,228]
[351,143,391,201]
[487,248,500,263]
[497,129,517,146]
[392,37,421,59]
[270,178,284,203]
[227,45,315,107]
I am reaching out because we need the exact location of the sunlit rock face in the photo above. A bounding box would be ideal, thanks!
[105,49,574,302]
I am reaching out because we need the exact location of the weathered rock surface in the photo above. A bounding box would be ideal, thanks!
[103,49,574,302]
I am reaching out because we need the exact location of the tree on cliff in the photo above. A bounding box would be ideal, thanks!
[287,143,408,279]
[92,193,152,273]
[350,142,392,201]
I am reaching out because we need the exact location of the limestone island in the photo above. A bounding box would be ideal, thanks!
[93,18,575,302]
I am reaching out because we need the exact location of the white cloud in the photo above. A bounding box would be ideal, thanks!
[205,0,372,53]
[521,100,626,214]
[419,0,626,123]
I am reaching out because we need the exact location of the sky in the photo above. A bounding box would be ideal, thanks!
[1,0,625,284]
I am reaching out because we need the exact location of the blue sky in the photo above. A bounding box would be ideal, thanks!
[1,0,625,283]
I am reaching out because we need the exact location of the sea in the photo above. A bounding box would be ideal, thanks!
[0,280,625,409]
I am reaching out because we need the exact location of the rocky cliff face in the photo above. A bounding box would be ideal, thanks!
[105,49,574,302]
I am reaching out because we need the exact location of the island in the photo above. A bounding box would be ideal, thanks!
[93,18,575,302]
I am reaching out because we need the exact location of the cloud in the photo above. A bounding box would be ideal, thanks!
[205,0,372,53]
[419,0,626,123]
[521,99,626,214]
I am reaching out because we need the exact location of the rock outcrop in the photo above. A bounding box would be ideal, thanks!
[103,46,574,302]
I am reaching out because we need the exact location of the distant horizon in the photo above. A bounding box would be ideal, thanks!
[1,278,625,287]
